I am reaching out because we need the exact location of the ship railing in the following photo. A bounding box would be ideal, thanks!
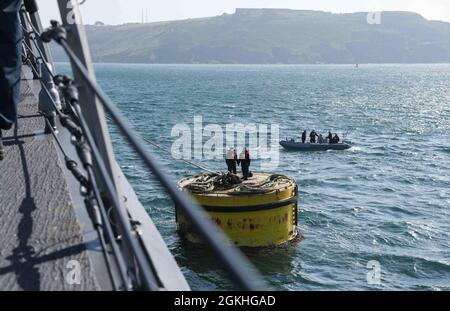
[19,0,266,291]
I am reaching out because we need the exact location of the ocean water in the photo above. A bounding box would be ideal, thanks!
[59,63,450,290]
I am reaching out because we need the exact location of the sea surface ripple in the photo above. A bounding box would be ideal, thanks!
[58,63,450,290]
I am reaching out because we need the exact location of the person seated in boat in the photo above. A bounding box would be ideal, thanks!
[318,134,324,144]
[332,134,340,144]
[309,130,318,143]
[225,147,237,174]
[301,130,307,144]
[327,131,333,144]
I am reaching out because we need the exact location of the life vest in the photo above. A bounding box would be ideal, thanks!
[239,151,246,160]
[226,149,235,160]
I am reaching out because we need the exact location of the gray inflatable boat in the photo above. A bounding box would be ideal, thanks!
[280,140,351,151]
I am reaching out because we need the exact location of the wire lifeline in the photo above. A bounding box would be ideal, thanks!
[22,28,132,289]
[21,5,54,70]
[58,77,163,291]
[21,27,55,79]
[53,74,146,290]
[20,6,164,292]
[29,62,132,289]
[27,44,153,289]
[43,116,121,290]
[41,22,267,290]
[59,78,164,291]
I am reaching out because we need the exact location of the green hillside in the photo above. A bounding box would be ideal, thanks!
[52,9,450,64]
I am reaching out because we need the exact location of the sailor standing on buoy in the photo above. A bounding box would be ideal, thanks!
[225,147,238,174]
[238,148,251,180]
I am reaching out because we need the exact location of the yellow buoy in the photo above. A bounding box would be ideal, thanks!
[176,172,299,247]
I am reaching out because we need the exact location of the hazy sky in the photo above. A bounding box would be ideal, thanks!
[37,0,450,26]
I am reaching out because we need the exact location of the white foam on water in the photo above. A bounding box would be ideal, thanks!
[349,146,363,152]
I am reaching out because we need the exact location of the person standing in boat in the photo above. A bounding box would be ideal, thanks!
[301,130,307,144]
[225,147,238,174]
[238,148,251,180]
[327,131,333,144]
[310,130,318,143]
